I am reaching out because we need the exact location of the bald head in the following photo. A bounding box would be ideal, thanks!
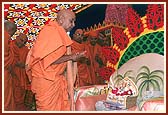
[56,9,76,32]
[57,9,75,19]
[4,20,17,36]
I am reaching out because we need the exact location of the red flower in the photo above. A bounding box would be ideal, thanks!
[112,87,133,96]
[126,7,144,37]
[98,67,115,81]
[101,46,120,65]
[146,4,164,30]
[112,27,129,50]
[112,87,119,94]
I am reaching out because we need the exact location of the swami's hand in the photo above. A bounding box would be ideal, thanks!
[71,51,87,61]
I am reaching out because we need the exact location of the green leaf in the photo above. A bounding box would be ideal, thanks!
[138,66,150,74]
[136,73,148,84]
[149,79,160,91]
[124,70,133,77]
[150,70,164,77]
[138,80,148,97]
[150,75,164,85]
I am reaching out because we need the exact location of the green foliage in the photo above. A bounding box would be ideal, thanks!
[136,66,164,97]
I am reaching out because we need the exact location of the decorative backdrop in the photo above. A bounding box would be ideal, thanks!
[96,4,164,81]
[4,3,92,48]
[3,3,164,82]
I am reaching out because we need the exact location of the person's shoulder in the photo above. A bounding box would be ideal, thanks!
[46,20,58,27]
[41,21,58,31]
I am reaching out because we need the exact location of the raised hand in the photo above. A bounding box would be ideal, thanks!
[71,50,87,61]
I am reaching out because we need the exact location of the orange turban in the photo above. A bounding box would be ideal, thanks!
[75,29,83,35]
[88,31,98,38]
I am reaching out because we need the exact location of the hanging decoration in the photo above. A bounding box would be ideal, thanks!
[105,4,129,27]
[146,4,164,30]
[3,3,164,82]
[98,4,164,82]
[112,27,129,50]
[4,3,92,48]
[126,7,144,38]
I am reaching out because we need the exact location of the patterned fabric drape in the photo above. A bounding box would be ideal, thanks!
[105,4,129,26]
[4,4,90,48]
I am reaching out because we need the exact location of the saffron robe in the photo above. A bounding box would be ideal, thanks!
[26,21,73,111]
[71,40,92,87]
[4,31,16,111]
[9,41,30,110]
[85,43,104,85]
